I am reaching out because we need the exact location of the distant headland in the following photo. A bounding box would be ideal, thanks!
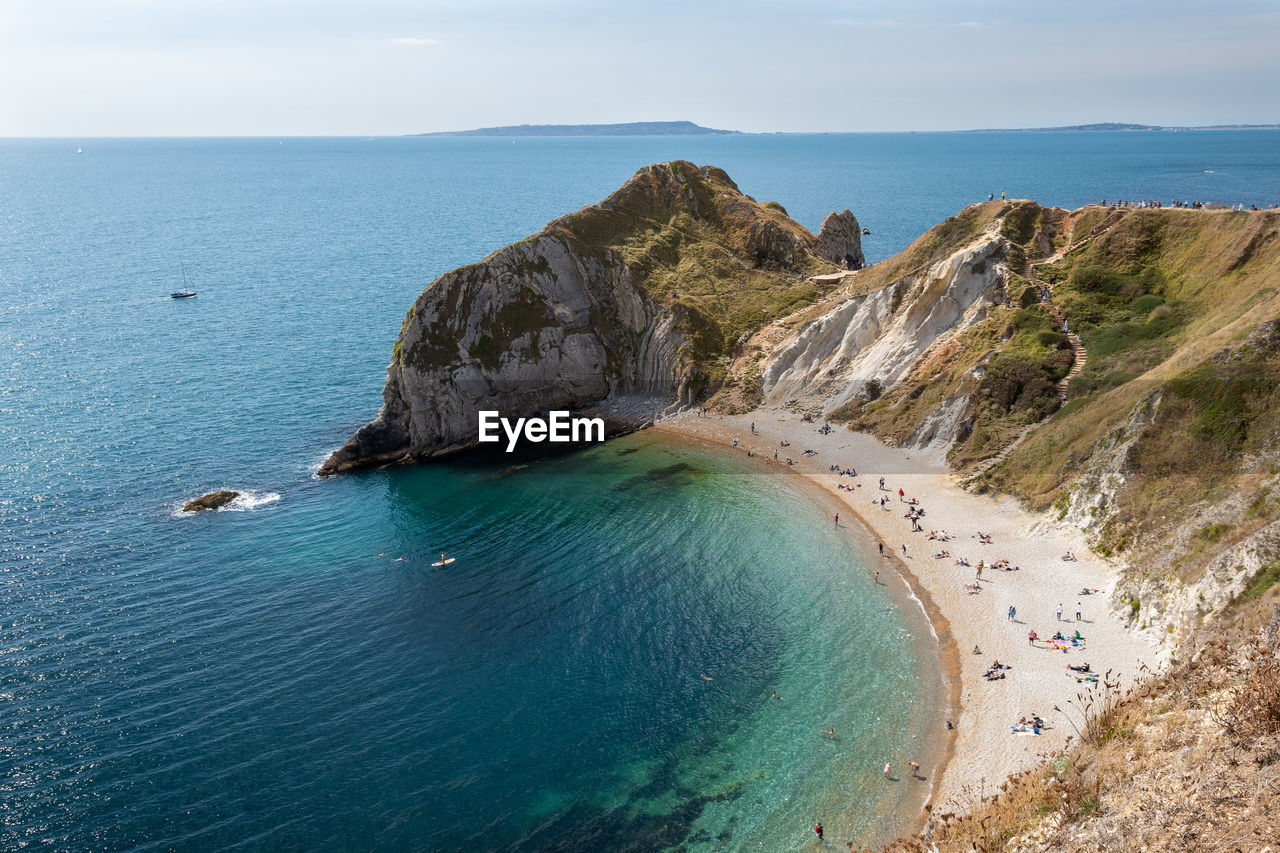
[409,120,740,137]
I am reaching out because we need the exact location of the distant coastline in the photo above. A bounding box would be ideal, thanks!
[410,120,739,137]
[961,121,1280,133]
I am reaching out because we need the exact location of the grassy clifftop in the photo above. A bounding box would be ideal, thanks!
[987,209,1280,571]
[546,161,843,383]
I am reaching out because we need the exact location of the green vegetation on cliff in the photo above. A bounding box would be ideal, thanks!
[547,161,843,382]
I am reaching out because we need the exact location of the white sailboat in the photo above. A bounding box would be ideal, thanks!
[170,263,197,299]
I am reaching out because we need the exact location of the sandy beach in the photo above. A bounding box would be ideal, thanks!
[654,408,1159,818]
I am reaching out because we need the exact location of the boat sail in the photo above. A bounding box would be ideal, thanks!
[170,263,197,299]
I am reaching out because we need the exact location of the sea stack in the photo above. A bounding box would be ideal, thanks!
[320,162,859,474]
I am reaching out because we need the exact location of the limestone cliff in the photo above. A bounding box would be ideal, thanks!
[321,162,848,474]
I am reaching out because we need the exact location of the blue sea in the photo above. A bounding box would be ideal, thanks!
[2,132,1278,851]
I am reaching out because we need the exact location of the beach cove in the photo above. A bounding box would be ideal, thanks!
[656,410,1160,820]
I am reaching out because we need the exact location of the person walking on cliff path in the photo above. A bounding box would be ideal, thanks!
[1001,190,1006,200]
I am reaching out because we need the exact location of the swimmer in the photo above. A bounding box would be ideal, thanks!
[700,674,713,681]
[771,691,784,701]
[820,728,835,739]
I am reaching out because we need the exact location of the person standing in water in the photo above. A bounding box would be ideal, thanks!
[813,822,823,840]
[834,513,839,527]
[883,762,892,779]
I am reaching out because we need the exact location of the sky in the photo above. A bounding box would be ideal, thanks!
[1,0,1278,136]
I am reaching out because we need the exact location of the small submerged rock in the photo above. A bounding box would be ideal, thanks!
[183,490,240,513]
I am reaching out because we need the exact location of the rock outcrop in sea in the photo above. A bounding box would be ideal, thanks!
[320,162,857,474]
[183,490,240,512]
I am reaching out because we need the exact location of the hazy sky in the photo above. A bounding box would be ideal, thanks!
[2,0,1278,136]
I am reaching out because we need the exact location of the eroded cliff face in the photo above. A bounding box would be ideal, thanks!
[321,161,847,474]
[761,236,1007,415]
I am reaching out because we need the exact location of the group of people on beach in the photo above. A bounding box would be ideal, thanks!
[706,411,1125,826]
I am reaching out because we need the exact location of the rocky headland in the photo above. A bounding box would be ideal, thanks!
[320,162,862,475]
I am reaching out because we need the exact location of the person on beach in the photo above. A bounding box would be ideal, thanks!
[878,542,883,555]
[1056,603,1064,621]
[909,761,920,778]
[898,488,904,500]
[1028,630,1038,645]
[1007,605,1014,622]
[874,571,880,584]
[902,544,907,555]
[1076,602,1083,621]
[834,513,839,527]
[946,719,953,730]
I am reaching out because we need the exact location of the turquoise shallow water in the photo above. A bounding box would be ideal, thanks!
[2,132,1278,850]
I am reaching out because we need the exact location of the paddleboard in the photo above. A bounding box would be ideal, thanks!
[432,558,456,567]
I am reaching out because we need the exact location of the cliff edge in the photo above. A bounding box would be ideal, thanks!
[320,162,862,474]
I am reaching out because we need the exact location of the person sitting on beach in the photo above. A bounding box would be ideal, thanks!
[1067,663,1091,673]
[1072,631,1084,640]
[1062,552,1077,561]
[934,550,949,559]
[1079,587,1099,595]
[956,557,971,567]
